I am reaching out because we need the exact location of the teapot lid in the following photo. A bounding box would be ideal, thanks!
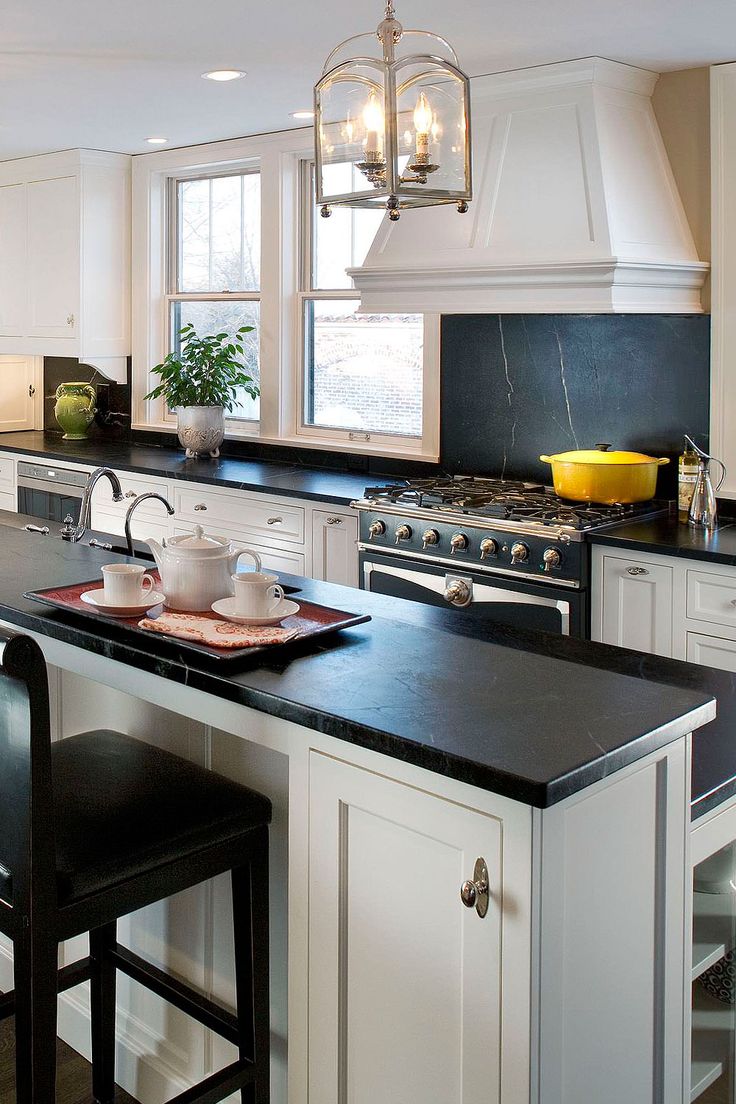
[166,525,230,554]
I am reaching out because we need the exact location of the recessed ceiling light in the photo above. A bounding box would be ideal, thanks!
[146,137,168,144]
[202,69,246,82]
[290,110,315,120]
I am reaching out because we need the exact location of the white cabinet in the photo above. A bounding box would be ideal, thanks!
[311,509,359,587]
[711,63,736,499]
[0,150,131,383]
[0,357,37,433]
[0,184,28,337]
[308,752,508,1104]
[597,549,674,656]
[687,631,736,673]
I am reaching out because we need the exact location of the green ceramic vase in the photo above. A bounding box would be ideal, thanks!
[54,382,97,440]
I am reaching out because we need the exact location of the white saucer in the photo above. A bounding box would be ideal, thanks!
[81,588,166,617]
[211,597,300,626]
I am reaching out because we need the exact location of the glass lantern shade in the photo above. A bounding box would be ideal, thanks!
[314,6,472,220]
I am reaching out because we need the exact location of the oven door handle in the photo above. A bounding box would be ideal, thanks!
[362,561,571,634]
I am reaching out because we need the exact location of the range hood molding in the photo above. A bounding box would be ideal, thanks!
[349,58,709,313]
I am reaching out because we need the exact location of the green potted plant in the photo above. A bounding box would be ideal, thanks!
[144,322,259,458]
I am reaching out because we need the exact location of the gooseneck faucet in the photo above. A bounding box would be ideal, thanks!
[124,493,175,557]
[61,467,126,542]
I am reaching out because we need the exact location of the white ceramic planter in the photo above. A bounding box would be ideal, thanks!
[177,406,225,458]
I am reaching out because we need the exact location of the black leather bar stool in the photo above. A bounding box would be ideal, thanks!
[0,627,271,1104]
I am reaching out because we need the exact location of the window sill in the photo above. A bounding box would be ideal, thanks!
[132,422,439,463]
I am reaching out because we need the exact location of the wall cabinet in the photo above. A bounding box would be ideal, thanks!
[0,150,131,383]
[0,357,38,433]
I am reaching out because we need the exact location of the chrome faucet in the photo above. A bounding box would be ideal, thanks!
[124,493,175,557]
[61,467,125,542]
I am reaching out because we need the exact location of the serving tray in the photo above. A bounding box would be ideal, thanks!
[24,577,371,664]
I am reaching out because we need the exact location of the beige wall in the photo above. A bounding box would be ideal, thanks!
[653,67,711,308]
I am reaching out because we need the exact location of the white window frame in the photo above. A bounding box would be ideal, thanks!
[131,133,440,462]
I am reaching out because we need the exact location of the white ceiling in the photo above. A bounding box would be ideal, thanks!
[0,0,734,160]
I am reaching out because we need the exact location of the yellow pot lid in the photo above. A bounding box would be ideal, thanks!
[540,444,666,466]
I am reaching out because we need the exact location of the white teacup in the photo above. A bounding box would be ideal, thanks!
[101,563,155,606]
[232,572,285,618]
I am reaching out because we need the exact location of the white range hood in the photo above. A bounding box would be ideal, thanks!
[349,58,708,314]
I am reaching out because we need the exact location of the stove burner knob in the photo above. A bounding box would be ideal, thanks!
[450,532,469,554]
[368,520,386,540]
[542,547,562,573]
[479,538,498,560]
[510,541,529,565]
[422,528,440,549]
[395,524,412,544]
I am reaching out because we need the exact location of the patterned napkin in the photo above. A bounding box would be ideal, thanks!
[138,611,299,649]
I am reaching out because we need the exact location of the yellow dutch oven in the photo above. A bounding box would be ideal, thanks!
[539,443,669,504]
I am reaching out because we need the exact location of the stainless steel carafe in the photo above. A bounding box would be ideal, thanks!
[685,435,726,529]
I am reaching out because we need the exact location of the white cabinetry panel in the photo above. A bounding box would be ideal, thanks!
[687,631,736,673]
[27,176,79,338]
[0,184,27,337]
[311,509,358,588]
[172,526,306,577]
[309,751,506,1104]
[175,485,305,545]
[0,357,36,432]
[687,568,736,630]
[599,552,674,656]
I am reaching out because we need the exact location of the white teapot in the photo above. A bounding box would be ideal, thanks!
[146,525,262,611]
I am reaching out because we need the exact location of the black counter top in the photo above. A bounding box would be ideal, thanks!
[589,516,736,566]
[0,524,715,809]
[0,431,379,506]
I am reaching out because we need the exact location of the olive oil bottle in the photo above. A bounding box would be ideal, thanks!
[678,437,700,521]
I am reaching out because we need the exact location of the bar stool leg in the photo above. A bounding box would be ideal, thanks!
[232,827,270,1103]
[90,921,117,1104]
[13,925,59,1104]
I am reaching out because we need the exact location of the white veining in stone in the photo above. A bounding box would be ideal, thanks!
[554,327,579,448]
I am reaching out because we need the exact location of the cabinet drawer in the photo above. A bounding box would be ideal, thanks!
[0,456,15,488]
[91,473,168,515]
[0,489,16,513]
[687,631,736,673]
[687,569,736,629]
[175,487,305,545]
[173,526,306,578]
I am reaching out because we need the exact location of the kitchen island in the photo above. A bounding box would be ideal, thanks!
[0,525,720,1104]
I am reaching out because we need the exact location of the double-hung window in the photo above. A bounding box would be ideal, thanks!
[296,161,437,454]
[166,168,261,425]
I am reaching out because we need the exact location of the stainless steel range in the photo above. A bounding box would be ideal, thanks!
[352,476,670,637]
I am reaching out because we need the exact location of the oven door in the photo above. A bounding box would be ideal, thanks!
[361,551,585,636]
[17,462,87,523]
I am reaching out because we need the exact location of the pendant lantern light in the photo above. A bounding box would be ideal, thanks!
[314,1,472,221]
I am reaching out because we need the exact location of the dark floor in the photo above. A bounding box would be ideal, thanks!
[0,1018,137,1103]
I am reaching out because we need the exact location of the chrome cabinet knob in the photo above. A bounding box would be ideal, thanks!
[510,541,529,564]
[450,532,469,554]
[267,516,283,525]
[542,547,561,573]
[325,516,342,526]
[368,520,386,540]
[124,490,137,499]
[422,528,440,549]
[460,857,489,918]
[395,524,412,544]
[443,579,472,607]
[479,537,498,560]
[194,503,208,512]
[626,566,649,576]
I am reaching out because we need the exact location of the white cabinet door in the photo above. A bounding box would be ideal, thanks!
[600,553,674,656]
[0,356,36,432]
[172,526,306,578]
[687,631,736,672]
[0,184,27,337]
[309,752,506,1104]
[311,509,358,587]
[27,176,79,338]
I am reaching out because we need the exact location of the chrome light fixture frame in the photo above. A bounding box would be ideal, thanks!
[314,1,472,221]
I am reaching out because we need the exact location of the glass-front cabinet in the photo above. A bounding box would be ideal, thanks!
[691,834,736,1101]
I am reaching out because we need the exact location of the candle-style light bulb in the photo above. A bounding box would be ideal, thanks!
[362,90,384,159]
[413,91,433,159]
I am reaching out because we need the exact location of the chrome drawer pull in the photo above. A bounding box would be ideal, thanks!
[124,490,137,499]
[267,517,283,525]
[194,503,208,511]
[627,566,649,576]
[326,516,343,526]
[730,599,736,607]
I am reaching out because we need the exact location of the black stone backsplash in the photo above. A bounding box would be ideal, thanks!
[43,357,131,440]
[440,314,711,497]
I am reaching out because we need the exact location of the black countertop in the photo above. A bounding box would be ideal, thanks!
[0,431,378,506]
[590,516,736,565]
[0,523,715,809]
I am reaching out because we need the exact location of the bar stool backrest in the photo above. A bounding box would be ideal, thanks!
[0,628,55,925]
